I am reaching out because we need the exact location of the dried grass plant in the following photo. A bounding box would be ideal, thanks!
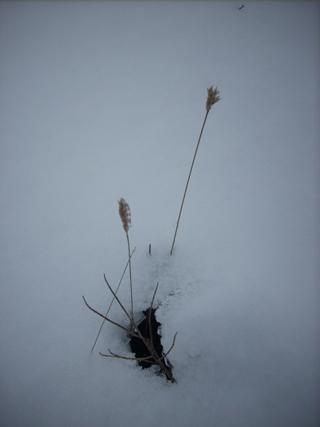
[170,86,220,255]
[84,86,220,382]
[83,199,177,382]
[118,198,134,327]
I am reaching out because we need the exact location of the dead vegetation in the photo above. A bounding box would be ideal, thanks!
[83,199,177,382]
[83,86,221,383]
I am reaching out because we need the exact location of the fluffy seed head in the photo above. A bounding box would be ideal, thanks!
[118,198,131,233]
[206,86,220,112]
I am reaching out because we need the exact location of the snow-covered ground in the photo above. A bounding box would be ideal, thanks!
[1,2,319,426]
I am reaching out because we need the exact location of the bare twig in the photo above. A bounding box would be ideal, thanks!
[164,332,178,357]
[103,274,133,324]
[100,329,177,363]
[99,349,154,362]
[82,296,129,333]
[85,293,176,382]
[91,247,136,353]
[150,282,159,309]
[135,329,175,382]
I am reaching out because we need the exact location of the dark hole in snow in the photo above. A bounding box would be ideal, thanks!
[129,308,174,381]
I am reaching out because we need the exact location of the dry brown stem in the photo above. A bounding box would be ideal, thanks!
[103,274,133,324]
[82,296,130,334]
[91,247,136,352]
[170,85,220,255]
[118,198,134,324]
[99,349,154,362]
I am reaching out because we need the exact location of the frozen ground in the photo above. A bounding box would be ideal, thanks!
[0,2,319,426]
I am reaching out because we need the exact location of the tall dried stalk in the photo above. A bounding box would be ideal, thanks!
[83,198,177,382]
[170,86,220,255]
[118,198,134,325]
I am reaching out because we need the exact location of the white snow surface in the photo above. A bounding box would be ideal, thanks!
[0,2,319,426]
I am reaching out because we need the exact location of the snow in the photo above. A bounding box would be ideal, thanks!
[0,1,319,426]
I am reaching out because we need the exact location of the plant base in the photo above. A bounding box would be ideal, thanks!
[129,308,174,380]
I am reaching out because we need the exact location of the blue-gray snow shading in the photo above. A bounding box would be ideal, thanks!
[0,2,319,427]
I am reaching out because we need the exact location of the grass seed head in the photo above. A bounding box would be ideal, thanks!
[118,198,131,233]
[206,86,220,112]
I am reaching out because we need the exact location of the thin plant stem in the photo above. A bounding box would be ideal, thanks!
[82,296,129,333]
[150,282,159,309]
[118,198,133,322]
[103,274,132,323]
[170,109,210,255]
[99,350,154,361]
[126,232,134,325]
[169,86,220,256]
[147,283,159,348]
[90,247,136,353]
